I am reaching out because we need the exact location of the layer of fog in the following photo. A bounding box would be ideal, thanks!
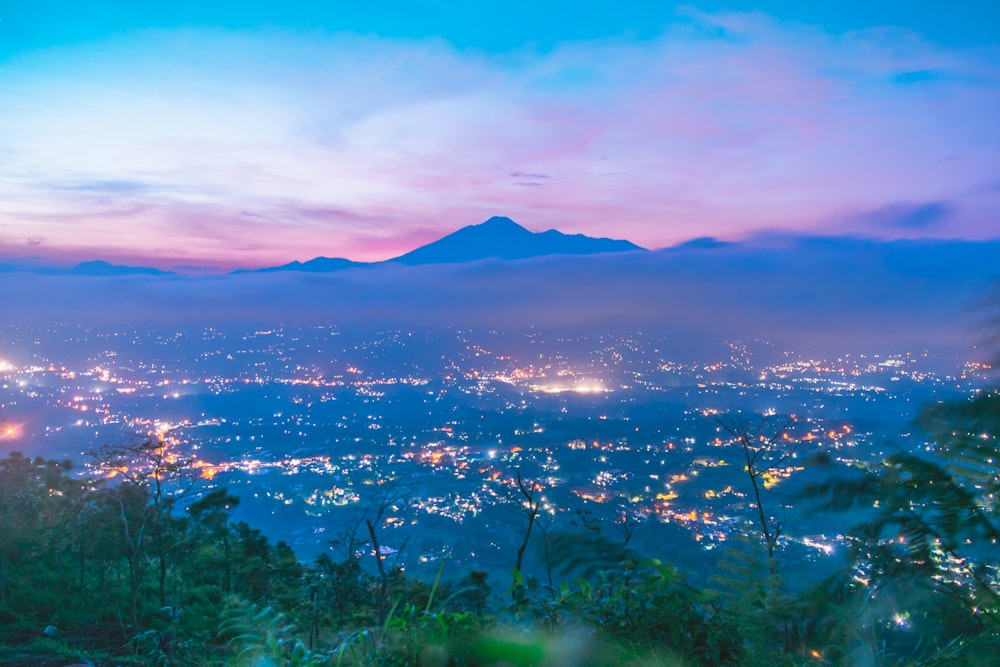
[2,237,997,362]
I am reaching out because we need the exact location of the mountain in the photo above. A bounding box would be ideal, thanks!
[387,216,645,265]
[68,260,174,276]
[232,257,362,274]
[225,216,644,273]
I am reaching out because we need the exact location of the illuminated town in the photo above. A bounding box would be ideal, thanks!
[0,322,989,580]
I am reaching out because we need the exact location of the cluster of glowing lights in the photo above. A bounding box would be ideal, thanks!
[153,421,176,437]
[802,536,835,555]
[194,460,221,479]
[530,382,610,395]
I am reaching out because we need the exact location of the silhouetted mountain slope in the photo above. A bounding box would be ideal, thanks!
[388,216,645,265]
[69,260,174,276]
[0,259,173,275]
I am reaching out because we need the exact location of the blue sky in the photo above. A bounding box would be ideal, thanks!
[4,1,997,54]
[0,1,997,269]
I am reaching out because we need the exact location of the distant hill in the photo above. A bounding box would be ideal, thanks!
[1,259,173,275]
[232,257,362,274]
[69,260,174,276]
[387,216,645,265]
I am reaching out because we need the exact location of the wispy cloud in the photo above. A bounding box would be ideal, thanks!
[0,15,997,267]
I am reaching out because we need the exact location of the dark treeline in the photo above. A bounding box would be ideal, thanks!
[1,392,1000,666]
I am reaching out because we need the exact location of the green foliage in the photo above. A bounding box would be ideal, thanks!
[0,449,325,664]
[515,530,743,666]
[307,553,373,636]
[0,453,97,626]
[800,391,1000,664]
[544,529,637,581]
[220,599,322,666]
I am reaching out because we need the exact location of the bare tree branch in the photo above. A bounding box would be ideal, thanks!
[717,414,798,573]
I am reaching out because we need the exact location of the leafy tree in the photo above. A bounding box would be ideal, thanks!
[306,552,370,644]
[186,488,240,593]
[0,453,83,622]
[231,520,273,602]
[91,437,198,622]
[457,569,491,617]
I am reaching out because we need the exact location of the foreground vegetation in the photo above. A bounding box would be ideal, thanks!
[1,391,999,666]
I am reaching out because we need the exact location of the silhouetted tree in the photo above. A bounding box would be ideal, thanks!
[717,413,796,574]
[186,488,240,593]
[512,468,542,577]
[360,478,412,622]
[91,436,198,619]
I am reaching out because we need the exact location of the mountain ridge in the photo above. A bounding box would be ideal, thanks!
[231,257,361,275]
[387,216,645,266]
[225,216,645,274]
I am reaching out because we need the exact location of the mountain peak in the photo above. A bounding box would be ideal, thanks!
[478,216,528,231]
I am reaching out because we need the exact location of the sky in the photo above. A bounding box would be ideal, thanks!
[0,1,998,270]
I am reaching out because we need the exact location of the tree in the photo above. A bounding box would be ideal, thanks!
[457,570,491,617]
[231,521,272,602]
[308,551,369,643]
[0,453,86,622]
[717,413,796,574]
[512,468,542,578]
[91,436,198,627]
[712,413,811,663]
[186,488,240,594]
[360,478,412,623]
